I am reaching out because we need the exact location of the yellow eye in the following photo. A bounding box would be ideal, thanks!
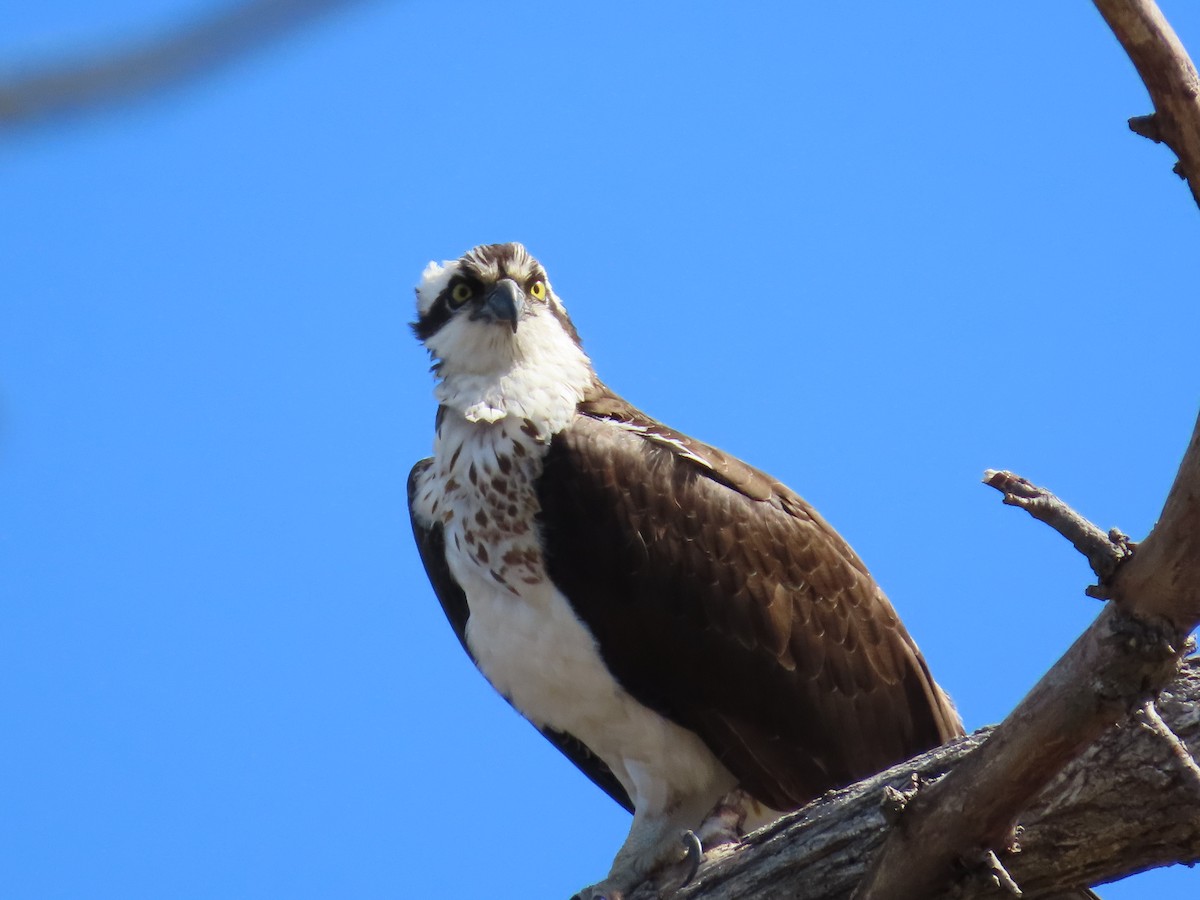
[449,283,473,308]
[529,280,547,300]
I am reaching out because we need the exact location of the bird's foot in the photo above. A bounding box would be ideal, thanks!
[695,787,753,850]
[571,831,703,900]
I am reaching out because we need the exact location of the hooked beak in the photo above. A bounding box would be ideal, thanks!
[471,278,524,333]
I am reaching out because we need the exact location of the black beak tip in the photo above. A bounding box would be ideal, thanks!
[482,280,523,331]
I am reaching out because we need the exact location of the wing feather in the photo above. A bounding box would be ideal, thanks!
[535,387,963,810]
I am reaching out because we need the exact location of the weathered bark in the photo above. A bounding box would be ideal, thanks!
[849,409,1200,899]
[1093,0,1200,209]
[630,662,1200,900]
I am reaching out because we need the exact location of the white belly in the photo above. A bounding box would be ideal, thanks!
[452,557,736,813]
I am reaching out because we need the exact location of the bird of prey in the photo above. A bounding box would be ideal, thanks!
[407,242,963,899]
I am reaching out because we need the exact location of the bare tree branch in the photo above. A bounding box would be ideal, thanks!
[1092,0,1200,209]
[849,609,1190,900]
[849,407,1200,900]
[634,662,1200,900]
[843,4,1200,891]
[1109,412,1200,629]
[0,0,371,129]
[1137,700,1200,790]
[981,469,1133,587]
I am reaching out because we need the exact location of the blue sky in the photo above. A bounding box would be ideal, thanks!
[3,2,1198,898]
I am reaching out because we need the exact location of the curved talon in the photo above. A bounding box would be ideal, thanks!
[679,830,704,886]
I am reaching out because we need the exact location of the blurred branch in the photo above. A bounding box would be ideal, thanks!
[0,0,372,129]
[1093,0,1200,210]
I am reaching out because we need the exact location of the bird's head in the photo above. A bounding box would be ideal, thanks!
[412,242,593,426]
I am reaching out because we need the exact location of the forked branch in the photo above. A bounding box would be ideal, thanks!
[849,409,1200,899]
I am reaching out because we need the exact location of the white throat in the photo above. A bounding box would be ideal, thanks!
[431,311,594,439]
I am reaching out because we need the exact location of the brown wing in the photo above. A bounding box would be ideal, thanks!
[407,459,634,813]
[535,387,963,810]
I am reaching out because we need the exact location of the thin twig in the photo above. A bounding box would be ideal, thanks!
[1137,700,1200,793]
[982,469,1132,588]
[979,850,1023,897]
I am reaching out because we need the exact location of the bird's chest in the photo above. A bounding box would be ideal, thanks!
[421,417,547,594]
[416,418,624,734]
[415,413,737,811]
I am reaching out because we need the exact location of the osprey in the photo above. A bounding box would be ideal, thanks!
[408,243,962,899]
